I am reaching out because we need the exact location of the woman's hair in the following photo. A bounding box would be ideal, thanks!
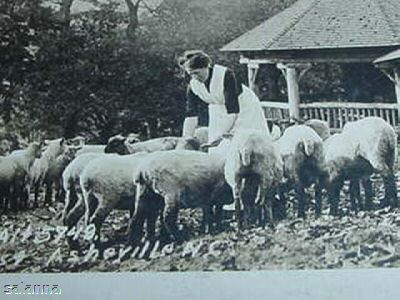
[177,50,212,71]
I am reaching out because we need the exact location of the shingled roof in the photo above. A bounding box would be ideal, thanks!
[221,0,400,52]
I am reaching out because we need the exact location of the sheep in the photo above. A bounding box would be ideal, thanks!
[78,152,148,238]
[275,125,326,218]
[42,146,82,204]
[128,150,233,244]
[322,133,374,215]
[61,153,108,227]
[304,119,331,141]
[30,138,66,207]
[272,118,331,142]
[224,129,283,229]
[0,142,42,212]
[341,117,397,209]
[105,135,202,155]
[193,127,208,145]
[75,145,106,156]
[0,139,12,156]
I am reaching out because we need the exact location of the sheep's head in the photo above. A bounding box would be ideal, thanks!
[29,142,43,159]
[175,137,201,151]
[105,135,130,155]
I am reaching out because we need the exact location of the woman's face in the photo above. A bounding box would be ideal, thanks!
[187,67,209,83]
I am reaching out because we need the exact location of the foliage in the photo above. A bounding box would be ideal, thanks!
[0,0,395,142]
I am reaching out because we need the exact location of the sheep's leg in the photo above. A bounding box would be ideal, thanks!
[362,178,374,211]
[295,182,306,219]
[214,204,224,232]
[314,180,323,217]
[328,179,343,216]
[33,182,40,208]
[233,179,243,231]
[258,184,273,228]
[163,196,182,243]
[273,185,287,220]
[10,182,20,212]
[64,196,85,229]
[62,185,78,223]
[382,173,398,209]
[201,206,214,234]
[127,194,148,245]
[89,202,112,240]
[20,181,30,210]
[44,181,53,206]
[349,179,360,214]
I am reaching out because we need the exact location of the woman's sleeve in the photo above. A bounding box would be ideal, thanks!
[185,85,201,118]
[224,68,242,114]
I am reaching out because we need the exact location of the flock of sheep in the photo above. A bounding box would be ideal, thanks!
[0,116,398,248]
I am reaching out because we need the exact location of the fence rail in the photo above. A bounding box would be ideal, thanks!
[260,101,399,131]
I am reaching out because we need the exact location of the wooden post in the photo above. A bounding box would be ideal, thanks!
[247,62,259,91]
[277,63,301,120]
[394,67,400,115]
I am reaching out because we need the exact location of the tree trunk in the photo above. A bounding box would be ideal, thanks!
[125,0,141,42]
[60,0,74,29]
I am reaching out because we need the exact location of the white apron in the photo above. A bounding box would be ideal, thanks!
[190,64,270,146]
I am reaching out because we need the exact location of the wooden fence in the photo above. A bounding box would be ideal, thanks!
[261,101,399,131]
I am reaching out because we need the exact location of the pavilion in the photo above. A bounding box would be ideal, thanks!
[221,0,400,130]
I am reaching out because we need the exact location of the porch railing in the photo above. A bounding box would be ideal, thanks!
[261,101,399,131]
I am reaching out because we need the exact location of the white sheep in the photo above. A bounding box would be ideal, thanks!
[339,117,397,209]
[30,138,66,207]
[275,125,326,218]
[0,142,42,212]
[128,150,232,244]
[61,152,108,227]
[43,146,81,204]
[304,119,331,141]
[78,152,148,238]
[75,145,106,156]
[224,129,283,229]
[323,133,374,215]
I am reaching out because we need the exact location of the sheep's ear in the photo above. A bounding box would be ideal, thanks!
[60,137,66,146]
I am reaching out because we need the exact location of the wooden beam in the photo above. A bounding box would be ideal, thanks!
[277,63,300,119]
[394,67,400,114]
[247,63,259,91]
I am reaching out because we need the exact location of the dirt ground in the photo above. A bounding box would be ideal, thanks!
[1,170,400,273]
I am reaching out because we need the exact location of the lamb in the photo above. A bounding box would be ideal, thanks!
[304,119,331,141]
[224,129,283,229]
[42,146,81,204]
[323,133,374,215]
[30,138,66,207]
[61,152,109,227]
[275,125,326,218]
[78,152,148,238]
[341,117,397,209]
[128,150,233,244]
[0,142,42,212]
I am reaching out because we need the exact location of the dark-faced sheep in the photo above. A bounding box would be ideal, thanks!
[224,129,283,229]
[323,133,374,215]
[341,117,397,209]
[275,125,326,218]
[128,150,232,244]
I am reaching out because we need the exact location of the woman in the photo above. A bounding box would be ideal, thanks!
[179,51,270,151]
